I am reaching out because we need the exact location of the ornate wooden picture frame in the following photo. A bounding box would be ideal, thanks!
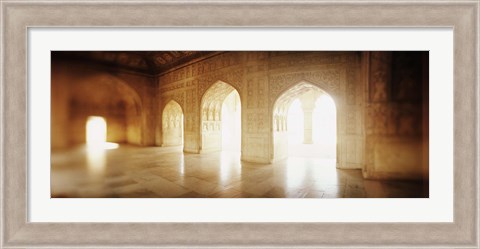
[1,1,478,247]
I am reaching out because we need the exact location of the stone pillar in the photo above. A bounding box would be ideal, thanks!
[299,91,318,144]
[303,108,314,144]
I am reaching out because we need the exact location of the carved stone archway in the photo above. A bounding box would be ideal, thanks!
[69,74,143,145]
[162,100,184,146]
[199,81,241,153]
[271,81,338,162]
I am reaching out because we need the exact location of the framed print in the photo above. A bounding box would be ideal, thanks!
[1,0,478,248]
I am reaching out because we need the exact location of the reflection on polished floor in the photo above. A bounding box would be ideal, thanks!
[51,145,427,198]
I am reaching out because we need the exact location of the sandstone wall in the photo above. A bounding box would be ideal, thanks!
[162,100,183,146]
[51,59,156,149]
[157,51,366,167]
[363,51,428,180]
[52,51,428,181]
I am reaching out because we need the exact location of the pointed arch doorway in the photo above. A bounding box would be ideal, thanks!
[200,81,241,154]
[162,100,184,146]
[272,82,337,161]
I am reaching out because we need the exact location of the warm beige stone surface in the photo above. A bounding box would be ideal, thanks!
[363,52,428,180]
[162,100,183,146]
[156,52,365,167]
[52,51,428,184]
[199,81,238,153]
[51,60,156,148]
[51,145,427,198]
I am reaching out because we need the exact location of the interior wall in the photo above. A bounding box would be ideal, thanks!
[51,62,71,149]
[52,51,427,181]
[422,53,429,184]
[157,52,366,166]
[126,103,143,145]
[51,59,155,149]
[69,101,128,144]
[363,51,428,180]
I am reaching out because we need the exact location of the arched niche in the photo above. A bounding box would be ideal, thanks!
[199,81,241,153]
[68,74,143,146]
[162,100,184,146]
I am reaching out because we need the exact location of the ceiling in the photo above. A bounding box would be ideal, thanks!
[52,51,221,75]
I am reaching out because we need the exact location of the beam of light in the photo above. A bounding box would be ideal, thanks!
[179,154,185,175]
[219,151,232,185]
[287,93,337,159]
[220,91,241,185]
[86,146,106,176]
[219,150,241,186]
[221,91,241,152]
[285,158,308,189]
[85,116,118,177]
[312,94,336,147]
[287,99,303,145]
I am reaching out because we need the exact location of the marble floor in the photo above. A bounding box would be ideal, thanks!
[51,145,428,198]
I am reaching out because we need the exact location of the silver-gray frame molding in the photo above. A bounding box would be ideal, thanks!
[1,1,478,248]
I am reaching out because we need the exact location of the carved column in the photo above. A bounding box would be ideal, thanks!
[299,91,318,144]
[302,108,314,144]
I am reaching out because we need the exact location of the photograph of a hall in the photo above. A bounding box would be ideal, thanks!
[51,51,429,198]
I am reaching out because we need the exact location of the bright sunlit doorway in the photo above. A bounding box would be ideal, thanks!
[85,116,118,176]
[221,90,241,152]
[287,94,336,158]
[86,116,107,146]
[273,82,336,162]
[86,116,118,150]
[200,81,242,156]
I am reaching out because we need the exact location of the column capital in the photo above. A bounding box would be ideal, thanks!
[299,90,319,110]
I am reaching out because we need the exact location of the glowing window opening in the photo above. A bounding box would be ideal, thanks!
[86,116,118,150]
